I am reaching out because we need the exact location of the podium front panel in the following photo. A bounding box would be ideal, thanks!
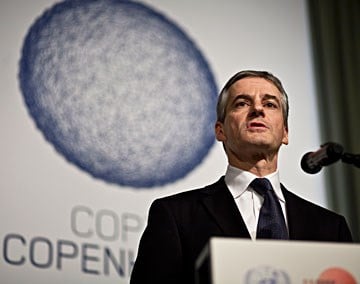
[195,238,360,284]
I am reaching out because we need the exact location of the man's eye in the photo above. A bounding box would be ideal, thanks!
[264,102,278,108]
[235,101,249,107]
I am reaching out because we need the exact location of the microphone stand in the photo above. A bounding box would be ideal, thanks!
[341,152,360,168]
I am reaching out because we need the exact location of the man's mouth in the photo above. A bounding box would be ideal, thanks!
[247,121,268,129]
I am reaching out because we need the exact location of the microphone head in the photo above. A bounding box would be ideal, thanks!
[301,142,344,174]
[301,152,322,174]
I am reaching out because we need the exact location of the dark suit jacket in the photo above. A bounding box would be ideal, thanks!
[130,177,352,284]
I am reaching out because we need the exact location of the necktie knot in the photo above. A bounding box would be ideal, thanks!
[250,178,273,196]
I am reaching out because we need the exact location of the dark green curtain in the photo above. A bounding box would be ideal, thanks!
[307,0,360,241]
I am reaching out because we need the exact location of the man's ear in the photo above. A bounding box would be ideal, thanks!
[282,126,289,145]
[215,121,226,142]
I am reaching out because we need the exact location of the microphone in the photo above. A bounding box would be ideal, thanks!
[301,142,344,174]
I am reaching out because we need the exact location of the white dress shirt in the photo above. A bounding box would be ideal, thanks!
[224,165,288,240]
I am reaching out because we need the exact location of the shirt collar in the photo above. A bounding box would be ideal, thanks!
[224,164,285,202]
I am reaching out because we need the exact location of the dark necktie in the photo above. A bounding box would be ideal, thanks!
[250,178,289,240]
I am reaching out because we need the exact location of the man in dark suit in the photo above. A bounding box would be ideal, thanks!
[130,70,353,284]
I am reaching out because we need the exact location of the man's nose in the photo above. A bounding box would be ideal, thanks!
[249,102,264,117]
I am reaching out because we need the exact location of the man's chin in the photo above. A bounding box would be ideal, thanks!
[244,139,281,152]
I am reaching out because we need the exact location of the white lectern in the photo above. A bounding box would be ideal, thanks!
[195,238,360,284]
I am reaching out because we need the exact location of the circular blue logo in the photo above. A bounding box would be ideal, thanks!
[245,266,291,284]
[19,0,217,188]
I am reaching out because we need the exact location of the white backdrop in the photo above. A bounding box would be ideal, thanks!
[1,0,326,283]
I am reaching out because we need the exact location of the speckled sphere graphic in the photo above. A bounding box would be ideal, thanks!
[19,0,217,188]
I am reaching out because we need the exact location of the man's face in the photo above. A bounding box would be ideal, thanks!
[215,77,288,158]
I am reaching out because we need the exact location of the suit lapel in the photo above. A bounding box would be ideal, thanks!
[281,184,309,240]
[200,177,251,238]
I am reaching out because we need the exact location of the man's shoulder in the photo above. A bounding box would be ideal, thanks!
[154,176,226,205]
[282,184,353,242]
[281,184,343,218]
